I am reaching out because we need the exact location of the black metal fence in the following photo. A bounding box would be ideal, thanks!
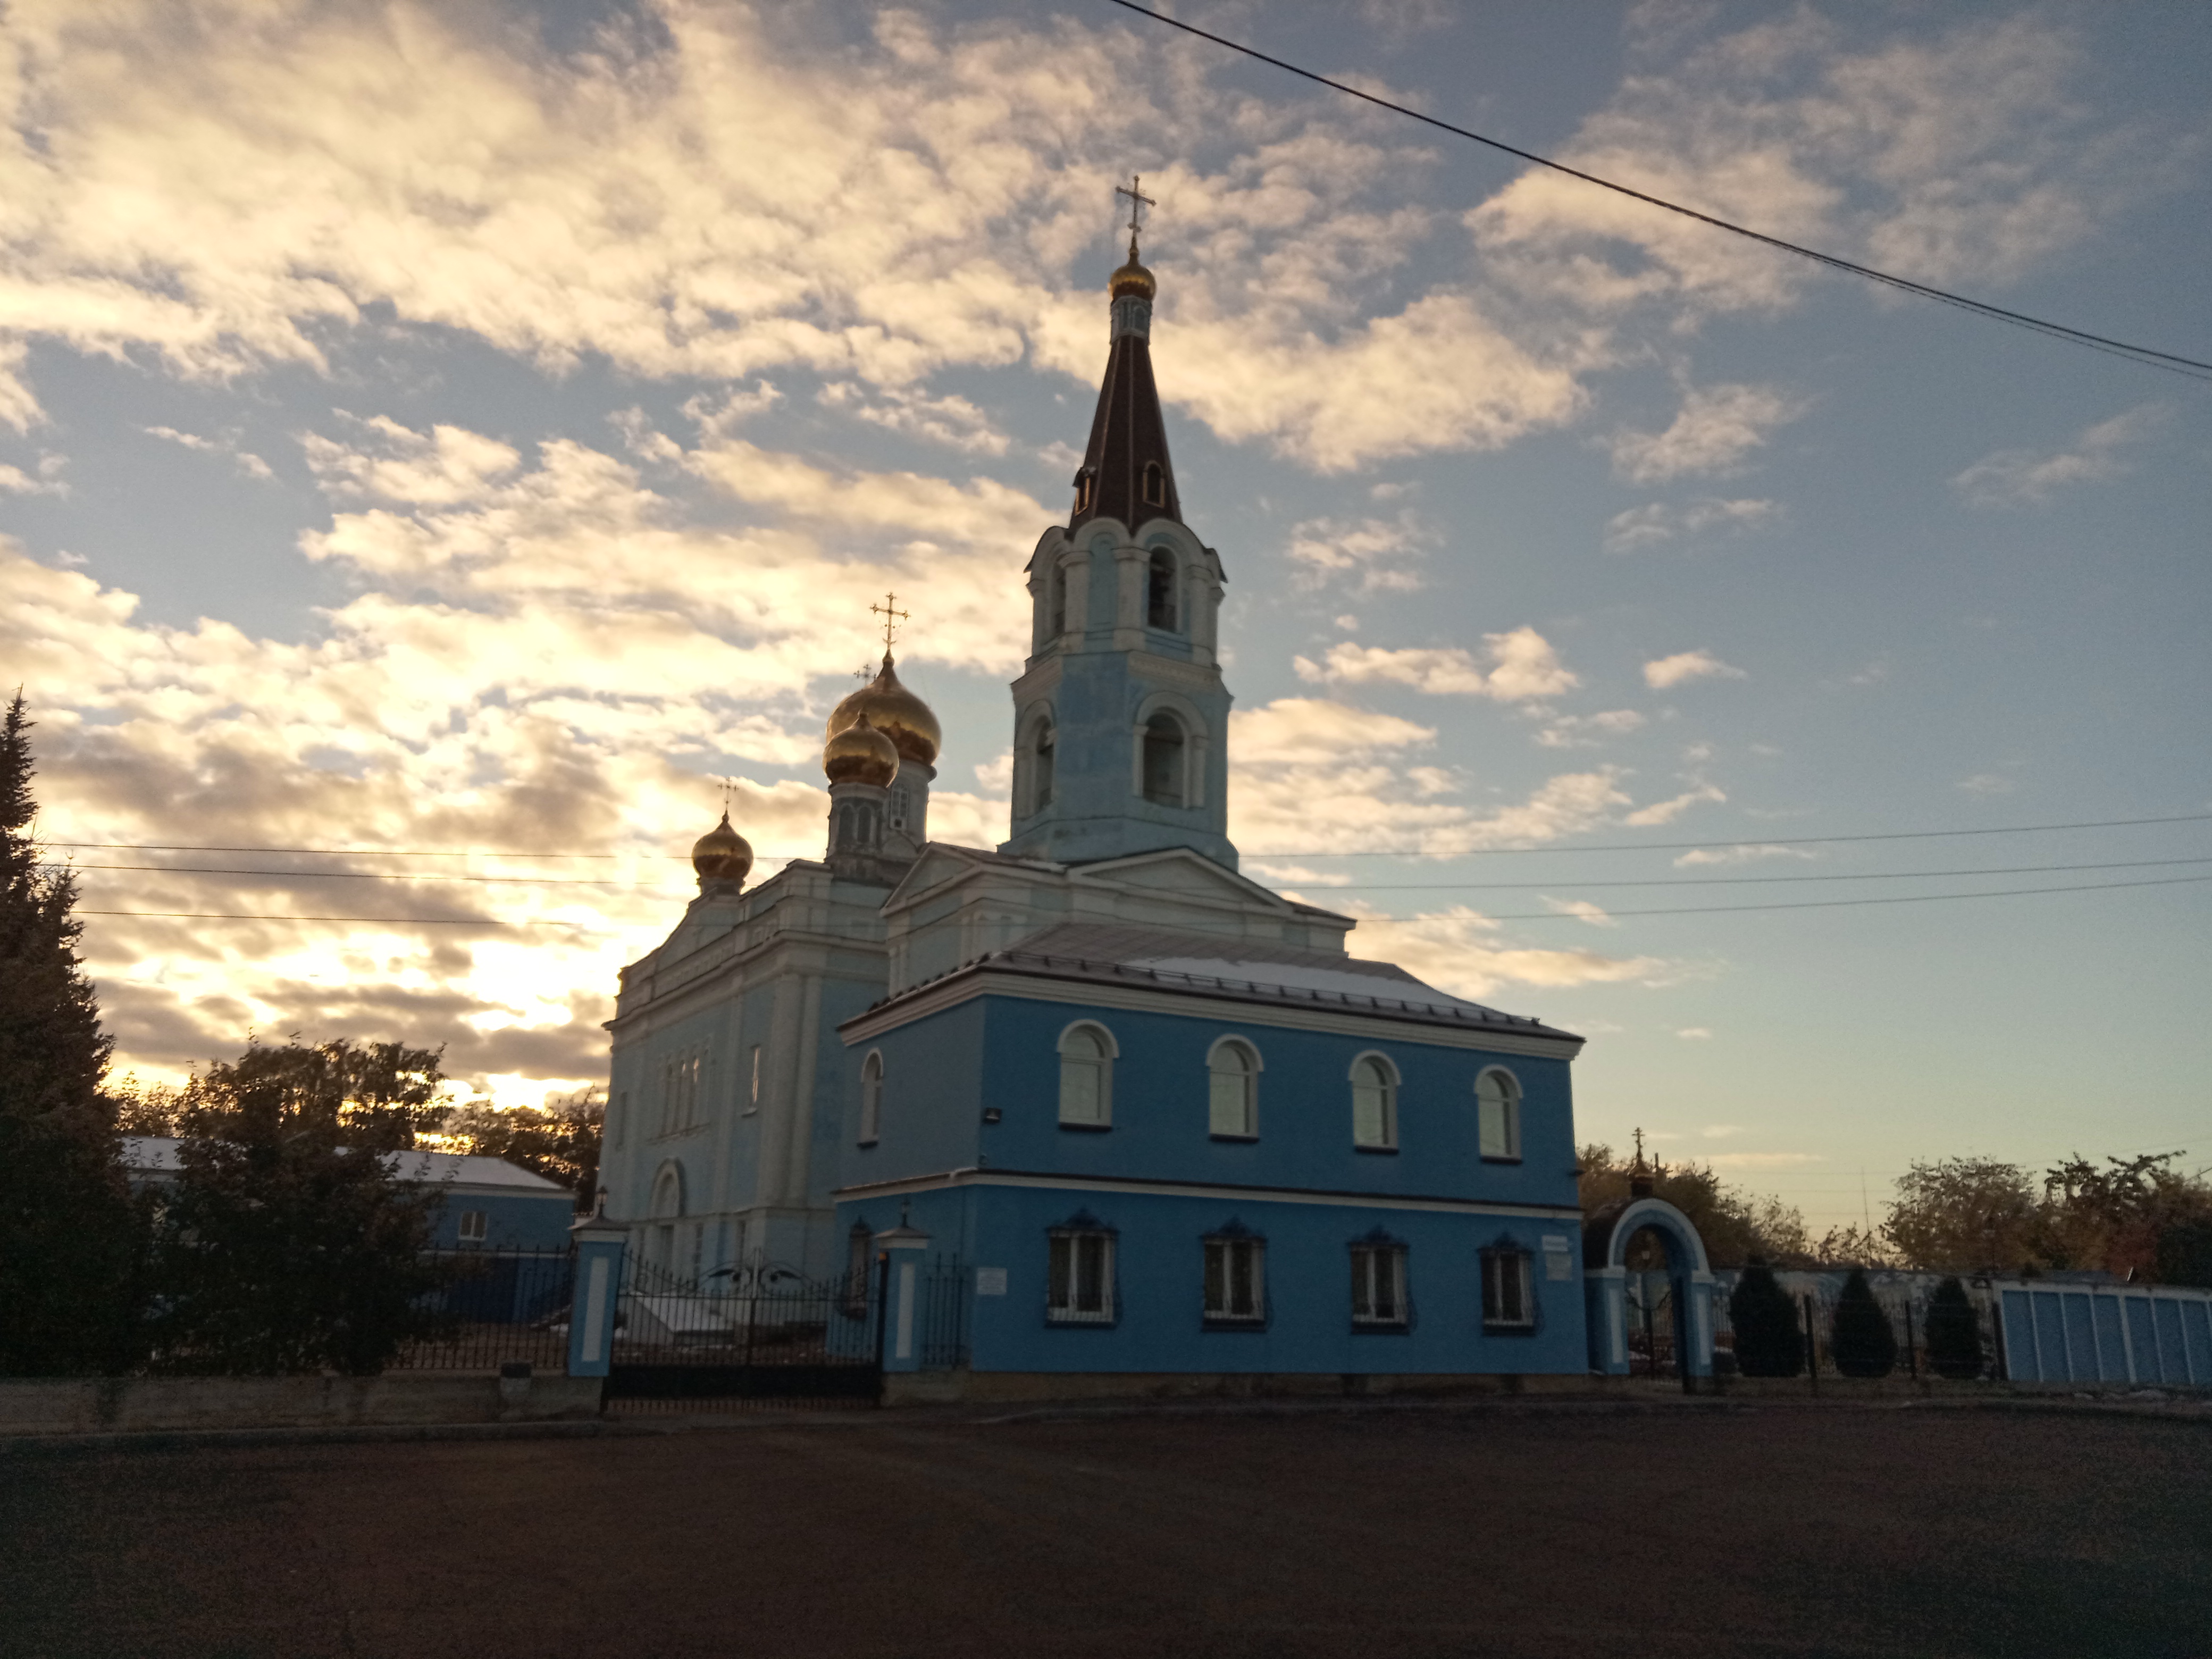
[389,1245,574,1373]
[908,1256,972,1371]
[604,1253,882,1410]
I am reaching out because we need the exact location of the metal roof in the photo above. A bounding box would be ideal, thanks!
[121,1137,570,1193]
[857,921,1580,1041]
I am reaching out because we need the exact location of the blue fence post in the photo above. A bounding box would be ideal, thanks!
[567,1207,629,1379]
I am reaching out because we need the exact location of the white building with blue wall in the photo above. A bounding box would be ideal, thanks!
[597,233,1703,1394]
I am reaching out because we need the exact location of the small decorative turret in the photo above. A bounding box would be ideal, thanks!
[691,809,753,891]
[1630,1127,1655,1199]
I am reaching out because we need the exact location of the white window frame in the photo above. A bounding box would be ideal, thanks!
[858,1049,884,1145]
[1351,1242,1410,1327]
[1350,1051,1399,1151]
[1205,1037,1261,1138]
[1046,1228,1117,1323]
[1477,1067,1523,1162]
[1057,1021,1117,1128]
[457,1209,487,1244]
[1203,1235,1266,1323]
[1482,1247,1536,1330]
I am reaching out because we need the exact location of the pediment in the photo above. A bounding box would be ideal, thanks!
[1071,847,1334,915]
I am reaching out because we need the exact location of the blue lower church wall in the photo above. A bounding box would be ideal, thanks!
[837,1185,1589,1377]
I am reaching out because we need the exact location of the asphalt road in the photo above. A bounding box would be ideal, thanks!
[5,1399,2209,1658]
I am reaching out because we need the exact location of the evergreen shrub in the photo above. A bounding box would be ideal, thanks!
[1924,1275,1983,1379]
[1728,1258,1803,1377]
[1830,1267,1898,1378]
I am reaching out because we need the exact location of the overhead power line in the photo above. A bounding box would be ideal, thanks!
[1105,0,2212,382]
[1418,872,2212,921]
[1242,811,2212,858]
[39,810,2212,863]
[72,871,2212,927]
[45,852,2212,891]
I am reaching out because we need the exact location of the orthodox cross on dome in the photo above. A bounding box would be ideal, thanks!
[1116,173,1155,250]
[869,592,910,652]
[1632,1126,1646,1166]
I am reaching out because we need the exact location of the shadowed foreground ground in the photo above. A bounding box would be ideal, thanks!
[5,1399,2209,1658]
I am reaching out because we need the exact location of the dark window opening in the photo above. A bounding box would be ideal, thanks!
[1146,549,1177,630]
[1033,725,1054,810]
[1482,1250,1535,1330]
[1142,460,1165,507]
[1073,467,1094,515]
[1142,713,1185,806]
[1049,564,1067,637]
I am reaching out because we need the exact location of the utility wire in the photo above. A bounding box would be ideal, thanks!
[72,872,2212,927]
[44,852,2212,891]
[1105,0,2212,382]
[1422,872,2212,921]
[37,810,2212,862]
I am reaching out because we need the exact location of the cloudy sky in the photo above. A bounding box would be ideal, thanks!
[4,0,2207,1230]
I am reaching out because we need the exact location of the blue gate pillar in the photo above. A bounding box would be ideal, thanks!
[567,1209,629,1379]
[1586,1267,1631,1376]
[873,1220,932,1373]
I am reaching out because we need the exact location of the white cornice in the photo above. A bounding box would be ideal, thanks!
[834,1165,1583,1222]
[839,963,1583,1059]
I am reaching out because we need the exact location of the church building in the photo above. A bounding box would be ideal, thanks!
[595,220,1679,1393]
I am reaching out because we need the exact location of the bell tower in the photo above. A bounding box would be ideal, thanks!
[1001,180,1235,870]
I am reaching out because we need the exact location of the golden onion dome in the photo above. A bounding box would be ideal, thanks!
[826,651,940,767]
[1109,234,1155,302]
[690,810,753,887]
[823,713,900,787]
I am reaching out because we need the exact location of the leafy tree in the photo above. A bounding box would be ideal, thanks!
[2156,1218,2212,1289]
[1883,1157,2042,1273]
[1578,1143,1810,1268]
[1829,1267,1898,1378]
[439,1086,604,1209]
[0,694,144,1375]
[1924,1276,1983,1379]
[147,1038,454,1375]
[1809,1223,1900,1269]
[1728,1259,1804,1377]
[2040,1152,2212,1280]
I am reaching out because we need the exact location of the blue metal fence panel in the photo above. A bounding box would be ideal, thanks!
[2183,1300,2211,1384]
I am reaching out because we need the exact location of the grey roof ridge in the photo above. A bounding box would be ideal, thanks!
[845,942,1578,1040]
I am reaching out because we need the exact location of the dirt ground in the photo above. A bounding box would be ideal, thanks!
[5,1397,2209,1659]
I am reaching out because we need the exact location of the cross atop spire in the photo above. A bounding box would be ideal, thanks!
[1115,173,1155,252]
[869,592,910,652]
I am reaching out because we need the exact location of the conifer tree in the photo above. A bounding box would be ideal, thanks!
[148,1038,453,1375]
[1830,1266,1899,1378]
[0,694,142,1373]
[1728,1258,1804,1377]
[1923,1276,1984,1379]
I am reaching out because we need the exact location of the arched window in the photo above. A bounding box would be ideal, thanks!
[1351,1054,1397,1150]
[1032,719,1055,812]
[1058,1023,1114,1127]
[1142,460,1165,507]
[650,1164,684,1277]
[1049,562,1068,638]
[1477,1068,1522,1161]
[1207,1038,1259,1138]
[1142,713,1185,806]
[1073,467,1094,515]
[858,1050,884,1145]
[1146,548,1177,630]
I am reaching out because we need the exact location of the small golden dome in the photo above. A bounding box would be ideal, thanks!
[826,651,940,767]
[691,810,753,887]
[1109,234,1155,302]
[823,713,899,787]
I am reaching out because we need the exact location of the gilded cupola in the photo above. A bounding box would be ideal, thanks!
[823,711,900,787]
[826,651,940,768]
[690,809,753,888]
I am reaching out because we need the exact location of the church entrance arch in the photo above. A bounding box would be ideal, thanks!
[1582,1196,1716,1381]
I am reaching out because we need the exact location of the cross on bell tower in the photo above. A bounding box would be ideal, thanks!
[1115,173,1155,256]
[870,592,909,652]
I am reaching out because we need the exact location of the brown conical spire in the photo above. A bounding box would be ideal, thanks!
[1069,234,1183,533]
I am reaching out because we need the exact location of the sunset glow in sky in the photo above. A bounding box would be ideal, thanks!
[4,1,2207,1230]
